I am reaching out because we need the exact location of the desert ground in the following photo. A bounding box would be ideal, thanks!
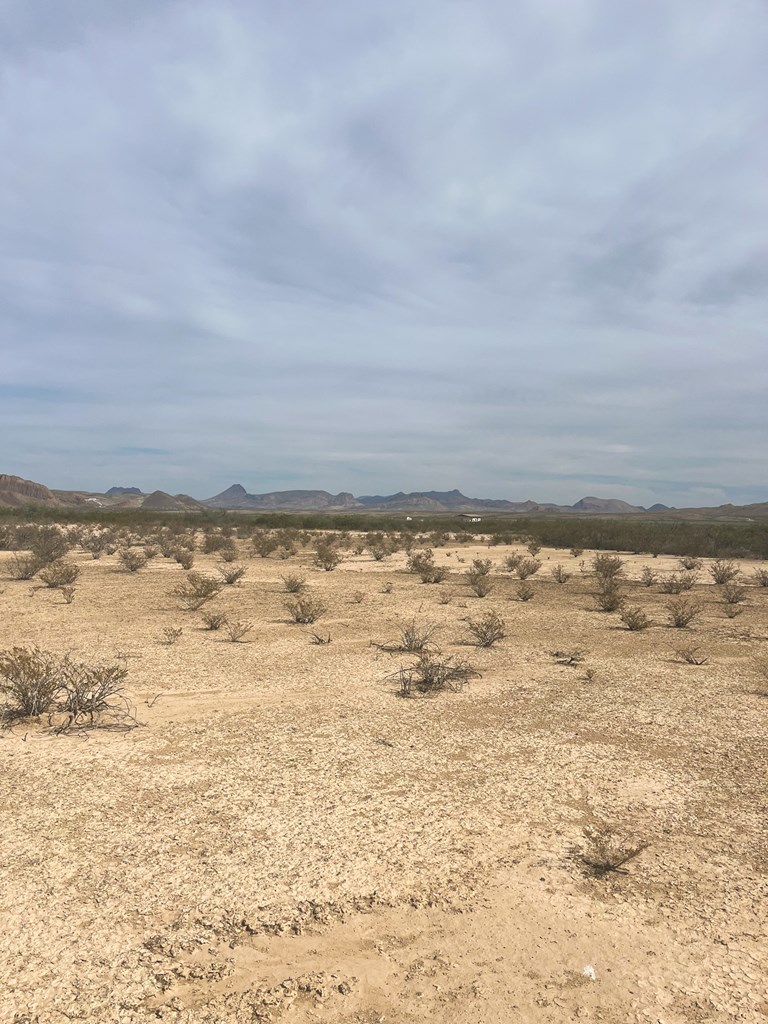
[1,531,766,1024]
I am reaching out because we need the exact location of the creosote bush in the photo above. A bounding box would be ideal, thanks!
[407,549,448,584]
[515,557,541,580]
[515,581,535,601]
[282,573,307,593]
[594,579,624,612]
[218,564,247,585]
[174,549,195,570]
[314,540,343,571]
[752,568,768,587]
[591,553,625,581]
[679,556,703,571]
[8,552,41,581]
[171,572,223,611]
[640,567,658,587]
[285,596,327,624]
[551,564,570,584]
[465,610,506,647]
[375,620,439,653]
[225,619,253,642]
[619,605,650,631]
[721,582,747,604]
[577,822,649,878]
[38,560,81,589]
[666,596,701,628]
[0,646,60,718]
[674,644,708,665]
[119,548,148,573]
[201,611,228,630]
[709,560,740,585]
[162,627,182,645]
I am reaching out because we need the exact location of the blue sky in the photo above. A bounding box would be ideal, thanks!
[1,0,767,506]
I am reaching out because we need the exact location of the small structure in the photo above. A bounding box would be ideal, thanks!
[459,513,482,523]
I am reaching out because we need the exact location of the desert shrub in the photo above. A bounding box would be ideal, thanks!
[619,605,650,631]
[666,596,701,628]
[526,539,542,556]
[162,627,182,645]
[201,611,228,630]
[38,560,81,589]
[709,559,740,585]
[752,658,768,695]
[504,553,523,573]
[466,570,493,597]
[350,590,365,604]
[515,581,535,601]
[674,644,708,665]
[751,568,768,587]
[218,542,238,563]
[407,549,448,583]
[375,620,440,653]
[119,548,148,573]
[594,579,624,612]
[30,527,71,566]
[282,573,307,593]
[8,552,42,580]
[679,556,703,571]
[171,572,223,611]
[465,610,506,647]
[396,651,479,696]
[577,822,649,878]
[591,553,625,581]
[660,571,698,593]
[218,564,247,585]
[310,631,332,644]
[252,533,278,558]
[570,547,584,559]
[381,581,394,594]
[285,596,327,624]
[225,619,253,642]
[55,657,132,730]
[723,604,742,619]
[61,586,76,605]
[515,557,541,580]
[721,581,747,604]
[202,532,227,554]
[314,539,343,571]
[174,548,195,570]
[551,564,570,584]
[0,646,61,718]
[640,567,657,587]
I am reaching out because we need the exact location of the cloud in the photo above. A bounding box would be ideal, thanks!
[1,0,767,506]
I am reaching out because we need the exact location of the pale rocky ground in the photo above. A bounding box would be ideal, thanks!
[0,537,766,1023]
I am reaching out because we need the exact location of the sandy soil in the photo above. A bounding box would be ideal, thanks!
[0,539,766,1023]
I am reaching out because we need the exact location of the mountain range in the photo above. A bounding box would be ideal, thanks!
[1,472,768,520]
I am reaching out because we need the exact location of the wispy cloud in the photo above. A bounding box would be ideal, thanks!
[1,0,767,505]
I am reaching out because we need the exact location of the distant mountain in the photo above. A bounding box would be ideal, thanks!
[140,491,204,511]
[106,486,143,496]
[647,503,671,513]
[0,473,61,507]
[570,496,646,514]
[203,485,360,510]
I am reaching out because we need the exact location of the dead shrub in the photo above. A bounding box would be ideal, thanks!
[577,822,649,878]
[674,644,708,665]
[679,556,702,571]
[465,610,506,648]
[550,648,586,667]
[38,560,81,589]
[54,657,133,731]
[666,595,701,628]
[285,596,326,624]
[310,631,332,645]
[619,605,650,631]
[396,651,479,696]
[709,559,740,585]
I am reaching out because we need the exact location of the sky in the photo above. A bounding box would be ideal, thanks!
[1,0,767,507]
